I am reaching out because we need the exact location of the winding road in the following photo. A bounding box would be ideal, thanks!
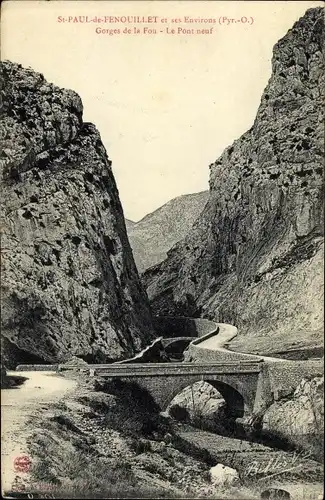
[197,323,287,362]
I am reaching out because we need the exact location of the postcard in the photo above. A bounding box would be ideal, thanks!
[1,1,324,499]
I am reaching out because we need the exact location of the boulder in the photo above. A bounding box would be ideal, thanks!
[209,464,239,487]
[260,488,290,499]
[263,376,324,435]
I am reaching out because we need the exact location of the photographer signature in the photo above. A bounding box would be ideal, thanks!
[244,451,313,480]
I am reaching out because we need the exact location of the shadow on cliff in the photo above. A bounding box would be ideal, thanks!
[94,378,169,436]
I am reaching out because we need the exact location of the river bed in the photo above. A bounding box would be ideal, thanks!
[172,422,323,499]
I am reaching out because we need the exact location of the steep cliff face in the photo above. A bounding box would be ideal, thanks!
[127,191,209,273]
[144,8,324,355]
[1,61,154,367]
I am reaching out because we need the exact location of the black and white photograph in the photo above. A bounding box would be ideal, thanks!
[0,1,324,498]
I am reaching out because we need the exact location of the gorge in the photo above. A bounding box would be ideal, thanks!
[0,6,324,499]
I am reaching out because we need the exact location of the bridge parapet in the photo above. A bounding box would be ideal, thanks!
[16,364,58,371]
[92,360,263,377]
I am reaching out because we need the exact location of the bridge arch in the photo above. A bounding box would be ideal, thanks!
[166,379,245,428]
[205,380,245,418]
[93,360,262,417]
[154,375,250,417]
[162,338,193,359]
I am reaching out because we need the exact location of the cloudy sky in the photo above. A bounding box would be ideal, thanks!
[2,0,321,220]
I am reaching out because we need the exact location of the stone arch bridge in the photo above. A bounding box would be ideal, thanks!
[18,317,322,417]
[90,360,268,417]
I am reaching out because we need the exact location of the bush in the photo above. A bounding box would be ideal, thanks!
[169,404,189,422]
[131,438,152,454]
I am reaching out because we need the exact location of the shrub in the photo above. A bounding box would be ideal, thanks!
[169,404,189,422]
[131,438,152,454]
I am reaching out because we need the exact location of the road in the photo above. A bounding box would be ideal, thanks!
[198,323,288,363]
[1,371,76,494]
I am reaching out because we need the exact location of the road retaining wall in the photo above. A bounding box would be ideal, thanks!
[266,359,324,396]
[15,364,58,371]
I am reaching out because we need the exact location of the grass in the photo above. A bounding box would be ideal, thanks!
[30,436,182,499]
[26,482,183,499]
[26,379,189,499]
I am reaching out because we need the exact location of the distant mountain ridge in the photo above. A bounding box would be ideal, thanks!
[126,191,209,273]
[125,219,136,231]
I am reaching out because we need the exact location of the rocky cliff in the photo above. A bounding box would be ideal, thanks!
[125,219,136,231]
[126,191,209,273]
[144,8,324,356]
[0,61,154,367]
[263,376,324,458]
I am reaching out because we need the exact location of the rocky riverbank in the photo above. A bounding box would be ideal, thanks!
[167,373,324,459]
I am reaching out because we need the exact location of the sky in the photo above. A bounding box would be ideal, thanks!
[1,0,322,221]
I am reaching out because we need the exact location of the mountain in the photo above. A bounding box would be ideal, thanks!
[143,8,324,356]
[0,61,154,367]
[125,219,136,231]
[126,191,209,273]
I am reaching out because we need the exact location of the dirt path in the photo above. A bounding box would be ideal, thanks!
[1,371,77,494]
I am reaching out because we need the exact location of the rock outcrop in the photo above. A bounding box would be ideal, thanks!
[127,191,209,273]
[0,61,154,367]
[167,381,229,433]
[117,337,170,364]
[262,376,324,457]
[1,365,7,388]
[125,219,136,231]
[144,8,324,355]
